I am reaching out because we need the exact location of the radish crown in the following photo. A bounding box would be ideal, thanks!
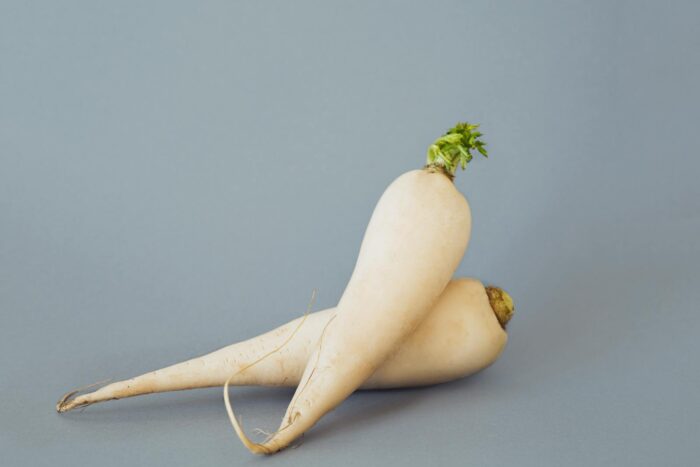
[426,122,488,178]
[485,286,515,329]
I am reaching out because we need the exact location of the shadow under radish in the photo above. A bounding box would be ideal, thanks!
[290,371,494,449]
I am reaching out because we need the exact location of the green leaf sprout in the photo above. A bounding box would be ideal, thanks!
[426,122,488,177]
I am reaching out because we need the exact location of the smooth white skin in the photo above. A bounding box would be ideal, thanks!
[366,279,506,388]
[56,279,507,412]
[232,169,471,453]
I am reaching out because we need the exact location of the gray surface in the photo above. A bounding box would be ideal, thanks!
[1,1,699,465]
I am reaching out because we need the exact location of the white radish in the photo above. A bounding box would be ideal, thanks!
[229,123,488,453]
[56,278,513,413]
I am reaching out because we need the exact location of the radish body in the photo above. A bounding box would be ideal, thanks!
[231,168,471,453]
[56,278,512,413]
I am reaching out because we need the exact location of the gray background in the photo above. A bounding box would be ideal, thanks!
[1,1,699,465]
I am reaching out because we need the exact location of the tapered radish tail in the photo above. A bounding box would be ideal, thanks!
[225,379,273,454]
[56,380,112,413]
[56,291,318,414]
[224,312,336,454]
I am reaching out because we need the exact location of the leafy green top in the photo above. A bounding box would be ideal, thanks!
[426,122,488,178]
